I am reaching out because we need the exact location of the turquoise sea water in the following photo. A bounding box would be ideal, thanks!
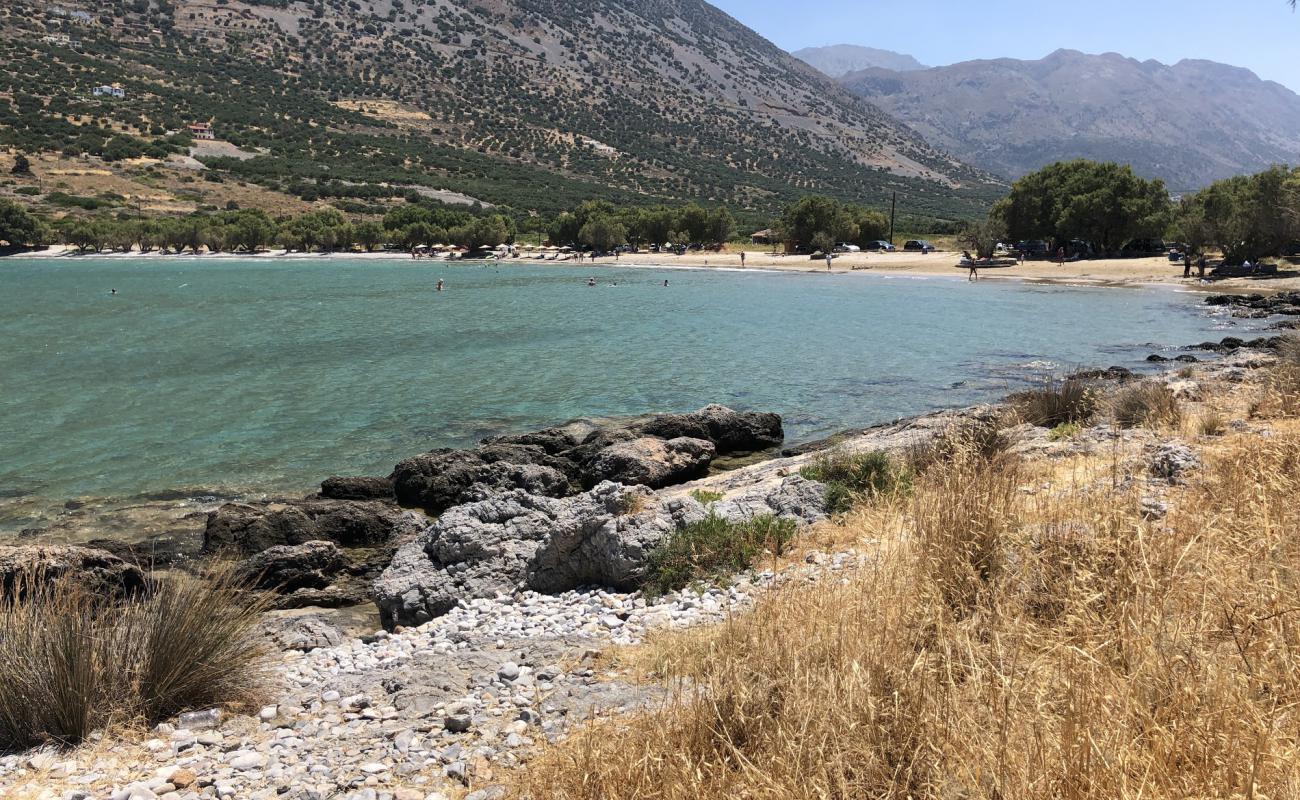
[0,256,1243,532]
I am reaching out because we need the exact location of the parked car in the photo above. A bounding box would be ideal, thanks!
[1066,239,1095,259]
[833,242,861,253]
[1016,240,1051,259]
[866,240,895,252]
[1282,241,1300,257]
[904,239,935,254]
[1121,238,1167,257]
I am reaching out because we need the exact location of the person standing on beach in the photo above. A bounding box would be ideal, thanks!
[1057,246,1066,266]
[1183,252,1192,278]
[740,251,746,268]
[1197,254,1207,280]
[825,252,833,271]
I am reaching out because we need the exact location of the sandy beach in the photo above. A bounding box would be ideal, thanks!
[17,244,1300,293]
[610,249,1300,292]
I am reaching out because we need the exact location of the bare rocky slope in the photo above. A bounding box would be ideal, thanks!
[840,49,1300,190]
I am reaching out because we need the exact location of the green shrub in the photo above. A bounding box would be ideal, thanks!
[1048,422,1081,442]
[1010,377,1099,428]
[14,186,40,196]
[645,514,797,596]
[1112,381,1181,429]
[0,569,268,751]
[689,489,724,505]
[46,192,104,210]
[800,450,910,513]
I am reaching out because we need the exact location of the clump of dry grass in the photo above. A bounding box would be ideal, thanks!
[1010,376,1101,428]
[1259,336,1300,416]
[1111,379,1181,428]
[1196,409,1226,436]
[516,426,1300,799]
[0,569,268,752]
[909,413,1015,472]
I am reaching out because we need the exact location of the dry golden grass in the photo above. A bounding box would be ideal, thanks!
[515,403,1300,798]
[0,568,270,752]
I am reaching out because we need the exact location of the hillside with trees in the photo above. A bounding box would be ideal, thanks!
[0,0,1001,228]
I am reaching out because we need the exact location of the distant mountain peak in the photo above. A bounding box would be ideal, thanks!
[840,50,1300,190]
[793,44,927,78]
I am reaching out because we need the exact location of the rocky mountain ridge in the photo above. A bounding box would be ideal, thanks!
[793,44,928,76]
[840,48,1300,189]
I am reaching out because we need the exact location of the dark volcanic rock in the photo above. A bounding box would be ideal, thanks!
[1071,366,1136,380]
[483,429,585,452]
[690,404,785,452]
[85,536,199,569]
[234,540,348,592]
[204,499,424,555]
[272,584,371,609]
[584,436,715,489]
[631,405,783,454]
[320,476,395,502]
[389,405,784,514]
[0,544,148,600]
[390,447,573,514]
[1192,335,1284,353]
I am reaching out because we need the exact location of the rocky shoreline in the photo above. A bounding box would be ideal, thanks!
[1,341,1283,800]
[0,285,1291,799]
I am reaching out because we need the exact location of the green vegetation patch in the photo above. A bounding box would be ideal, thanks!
[645,514,796,597]
[1048,422,1081,442]
[800,450,911,514]
[688,489,724,505]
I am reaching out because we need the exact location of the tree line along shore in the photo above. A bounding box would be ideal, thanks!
[2,159,1299,265]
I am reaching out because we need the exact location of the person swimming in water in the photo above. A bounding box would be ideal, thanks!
[663,279,669,287]
[587,277,596,287]
[110,288,117,295]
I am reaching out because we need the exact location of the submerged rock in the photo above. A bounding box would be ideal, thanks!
[203,499,424,555]
[390,446,574,514]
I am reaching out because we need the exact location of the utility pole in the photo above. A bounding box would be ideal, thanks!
[889,192,897,246]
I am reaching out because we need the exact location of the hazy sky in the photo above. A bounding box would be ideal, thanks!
[710,0,1300,93]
